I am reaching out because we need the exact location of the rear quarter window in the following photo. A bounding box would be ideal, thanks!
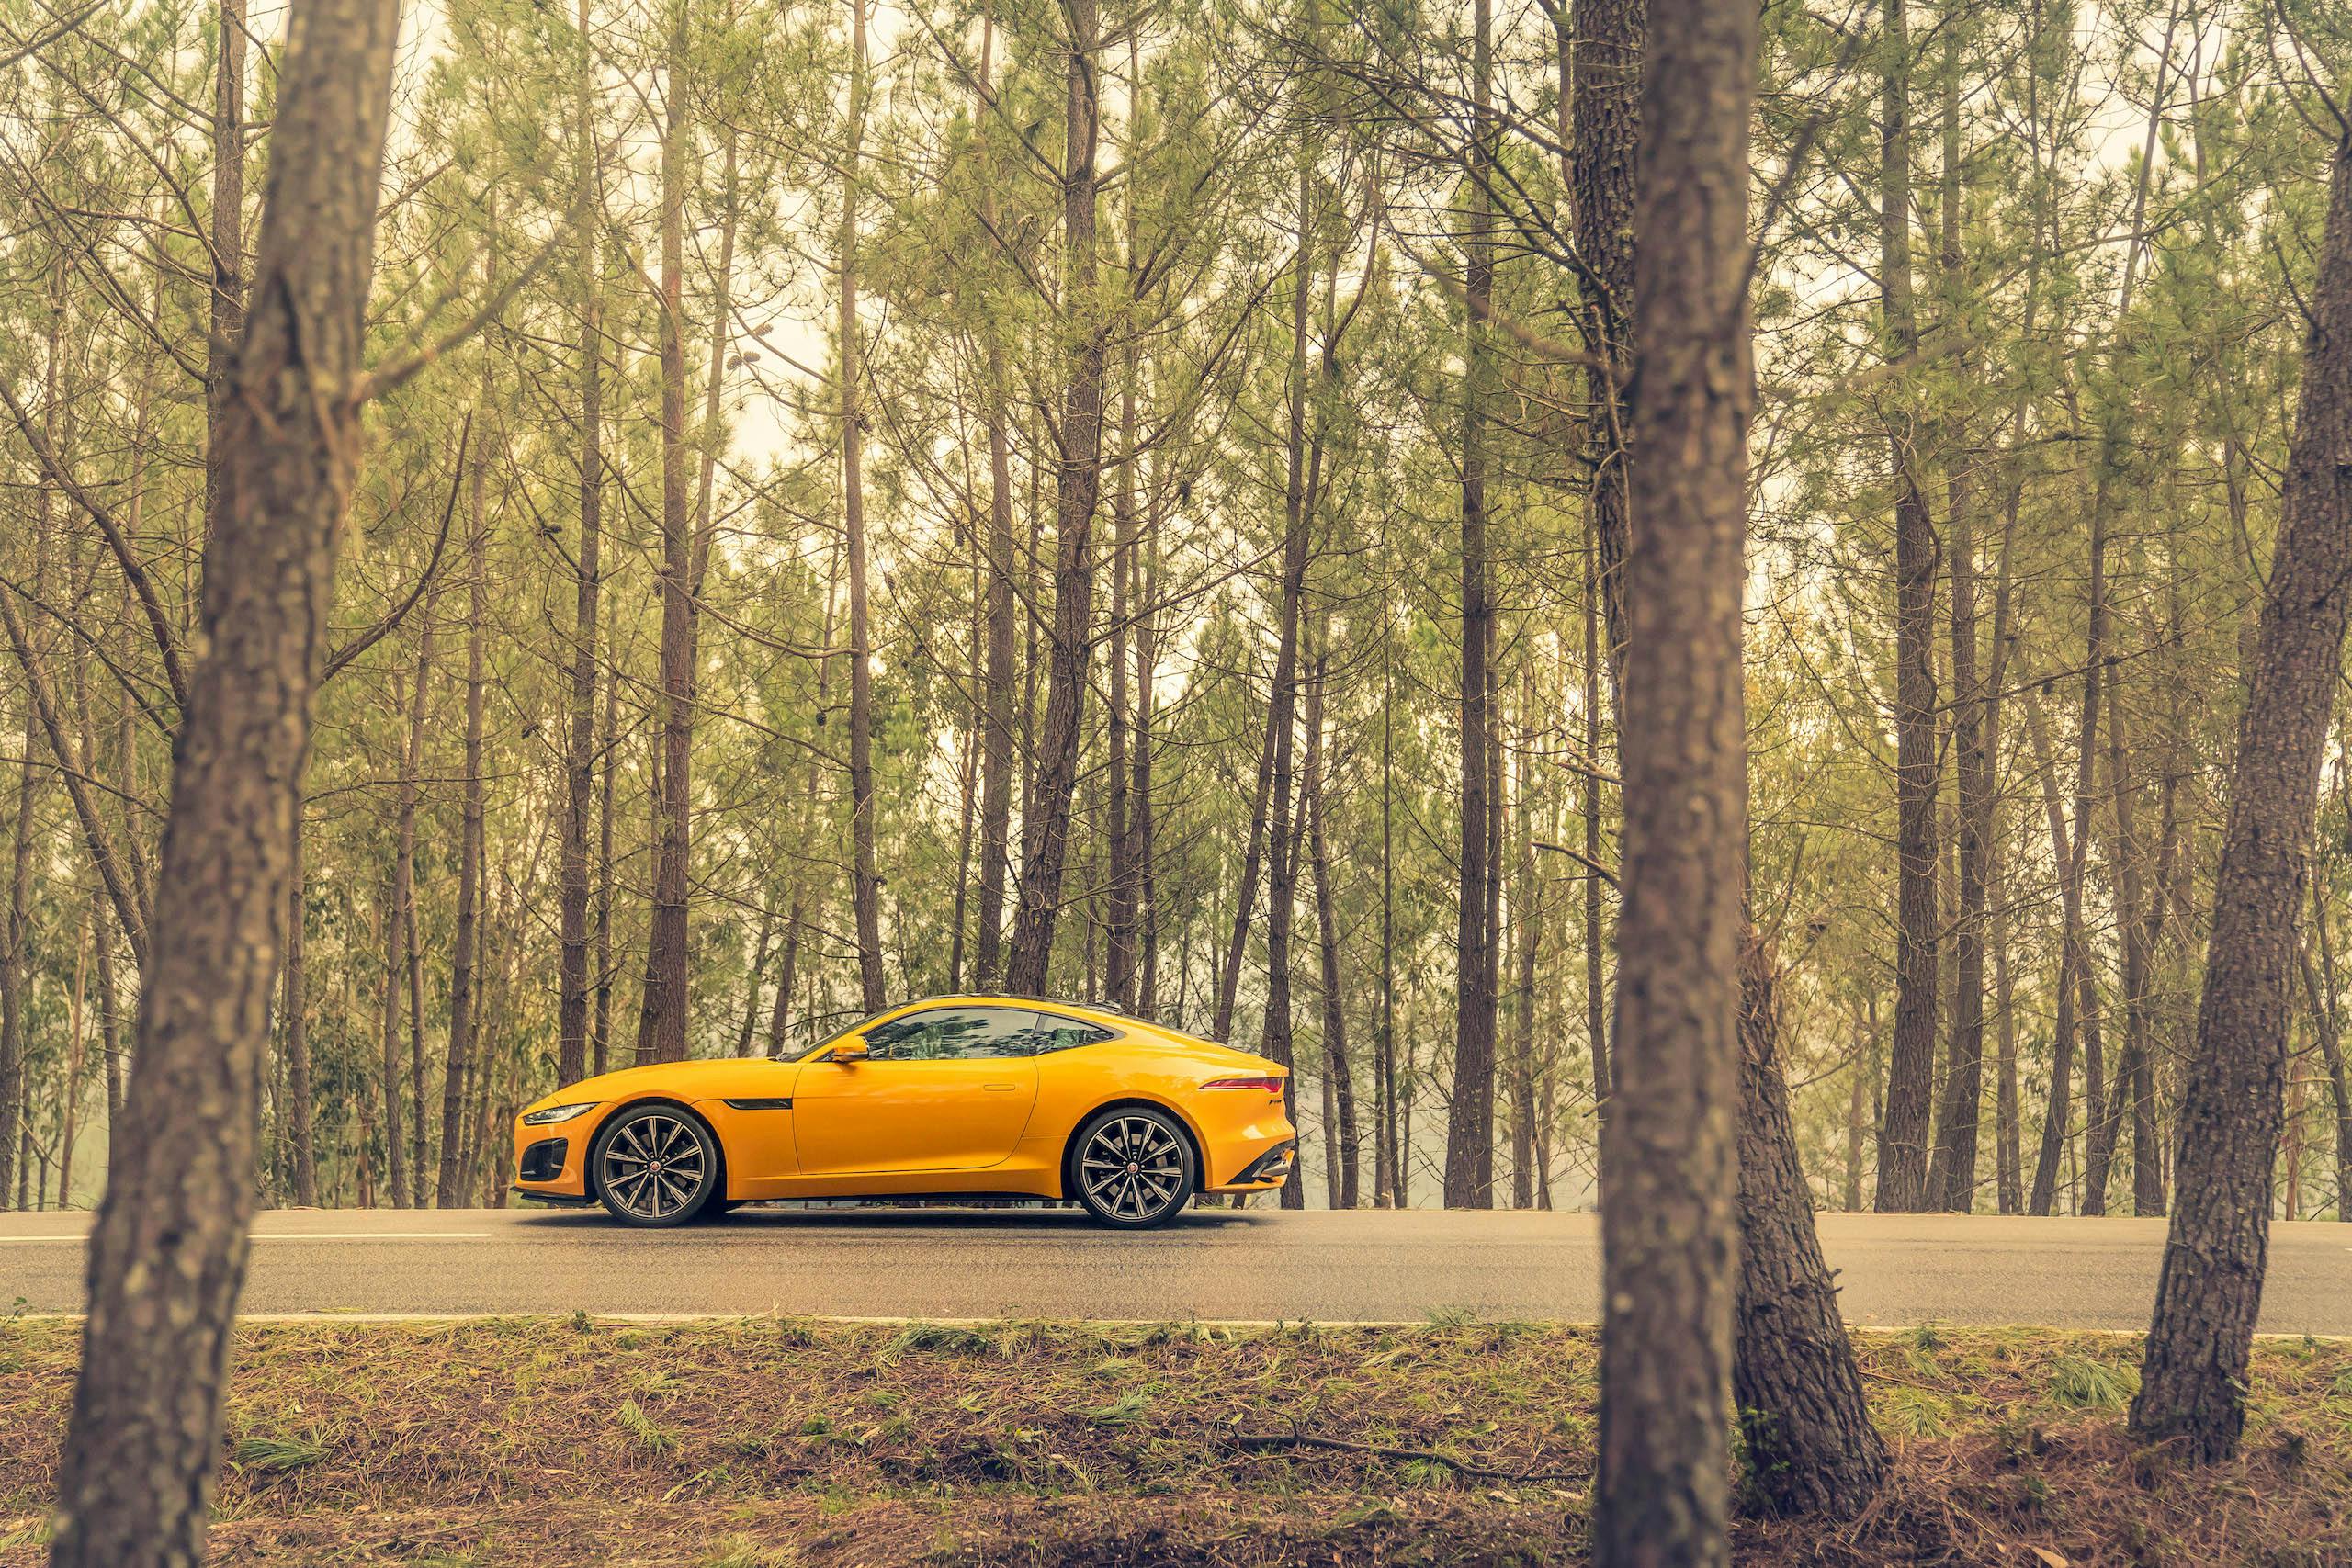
[1028,1014,1118,1053]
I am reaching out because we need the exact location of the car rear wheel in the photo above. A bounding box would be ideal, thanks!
[1070,1107,1194,1229]
[591,1105,718,1227]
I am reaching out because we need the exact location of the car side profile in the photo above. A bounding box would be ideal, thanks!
[510,997,1298,1228]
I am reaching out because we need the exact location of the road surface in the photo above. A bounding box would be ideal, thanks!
[5,1207,2349,1330]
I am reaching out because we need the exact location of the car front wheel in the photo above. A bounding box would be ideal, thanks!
[591,1105,719,1227]
[1070,1107,1194,1229]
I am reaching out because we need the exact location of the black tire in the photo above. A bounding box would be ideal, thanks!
[590,1104,720,1228]
[1069,1106,1195,1229]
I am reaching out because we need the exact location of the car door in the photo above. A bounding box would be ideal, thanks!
[791,1007,1043,1176]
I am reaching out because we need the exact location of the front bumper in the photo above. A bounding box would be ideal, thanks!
[513,1115,597,1200]
[510,1184,597,1207]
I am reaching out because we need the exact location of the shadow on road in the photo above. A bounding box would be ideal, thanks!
[509,1201,1267,1234]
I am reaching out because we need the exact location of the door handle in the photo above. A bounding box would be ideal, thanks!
[983,1083,1016,1092]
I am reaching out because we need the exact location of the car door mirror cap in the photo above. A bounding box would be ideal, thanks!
[828,1037,871,1063]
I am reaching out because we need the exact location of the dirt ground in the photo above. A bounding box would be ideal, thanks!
[2,1315,2345,1564]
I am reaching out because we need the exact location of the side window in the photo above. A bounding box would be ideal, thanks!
[860,1008,1046,1061]
[1026,1013,1118,1055]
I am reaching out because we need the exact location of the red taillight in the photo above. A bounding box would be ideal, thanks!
[1202,1076,1284,1092]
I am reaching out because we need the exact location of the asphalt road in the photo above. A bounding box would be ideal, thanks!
[5,1207,2350,1329]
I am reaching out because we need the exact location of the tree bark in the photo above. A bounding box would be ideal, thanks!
[840,0,887,1013]
[1510,670,1544,1210]
[1734,932,1891,1516]
[558,0,605,1089]
[1306,650,1359,1208]
[283,810,315,1206]
[1259,164,1318,1209]
[46,2,401,1556]
[203,0,247,557]
[634,0,697,1066]
[1570,0,1638,701]
[1928,25,1986,1213]
[1593,0,1752,1548]
[0,305,54,1213]
[1875,0,1940,1214]
[2302,925,2352,1223]
[1001,0,1106,998]
[438,393,490,1209]
[2024,687,2101,1214]
[2132,133,2352,1465]
[1445,0,1498,1211]
[592,643,617,1077]
[381,593,435,1211]
[969,16,1018,994]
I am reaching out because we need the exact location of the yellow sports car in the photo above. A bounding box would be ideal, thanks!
[511,997,1298,1229]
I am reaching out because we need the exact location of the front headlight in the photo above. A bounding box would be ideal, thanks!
[521,1101,600,1126]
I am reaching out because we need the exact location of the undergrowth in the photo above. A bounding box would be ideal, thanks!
[0,1316,2344,1564]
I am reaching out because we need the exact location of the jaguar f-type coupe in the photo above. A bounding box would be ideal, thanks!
[511,997,1298,1229]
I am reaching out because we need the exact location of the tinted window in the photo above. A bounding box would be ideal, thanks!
[1023,1013,1118,1055]
[860,1007,1043,1061]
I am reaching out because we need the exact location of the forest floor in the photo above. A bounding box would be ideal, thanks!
[0,1313,2346,1565]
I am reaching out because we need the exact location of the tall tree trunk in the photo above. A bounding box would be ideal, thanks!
[1582,510,1611,1132]
[2303,920,2352,1222]
[2025,687,2101,1214]
[1001,0,1106,997]
[1104,135,1140,1008]
[203,0,247,555]
[1214,698,1279,1041]
[1993,838,2024,1214]
[2132,132,2352,1466]
[2088,484,2126,1222]
[57,906,89,1206]
[1594,0,1752,1545]
[634,0,697,1065]
[1875,0,1940,1213]
[1306,650,1359,1208]
[1734,933,1892,1516]
[969,17,1018,993]
[1445,0,1498,1211]
[1570,0,1637,700]
[381,604,433,1211]
[1374,581,1400,1208]
[1132,441,1161,1018]
[592,644,618,1077]
[2086,673,2155,1213]
[1584,0,1885,1520]
[46,3,400,1554]
[283,810,315,1205]
[771,549,839,1056]
[1510,670,1543,1210]
[1928,21,1986,1213]
[0,274,67,1211]
[558,0,605,1089]
[840,0,886,1012]
[438,395,490,1208]
[1259,165,1317,1209]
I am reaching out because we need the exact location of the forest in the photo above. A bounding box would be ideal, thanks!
[0,0,2347,1235]
[17,0,2352,1559]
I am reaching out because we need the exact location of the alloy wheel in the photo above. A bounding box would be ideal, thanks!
[598,1112,710,1222]
[1079,1113,1187,1223]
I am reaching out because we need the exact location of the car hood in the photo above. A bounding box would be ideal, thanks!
[522,1057,776,1115]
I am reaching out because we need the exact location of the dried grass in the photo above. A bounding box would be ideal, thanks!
[0,1316,2344,1564]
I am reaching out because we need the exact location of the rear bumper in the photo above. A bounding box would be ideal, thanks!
[1204,1137,1297,1193]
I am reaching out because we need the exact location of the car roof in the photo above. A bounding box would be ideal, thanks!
[893,993,1130,1024]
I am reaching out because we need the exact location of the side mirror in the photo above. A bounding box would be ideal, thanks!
[828,1037,870,1064]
